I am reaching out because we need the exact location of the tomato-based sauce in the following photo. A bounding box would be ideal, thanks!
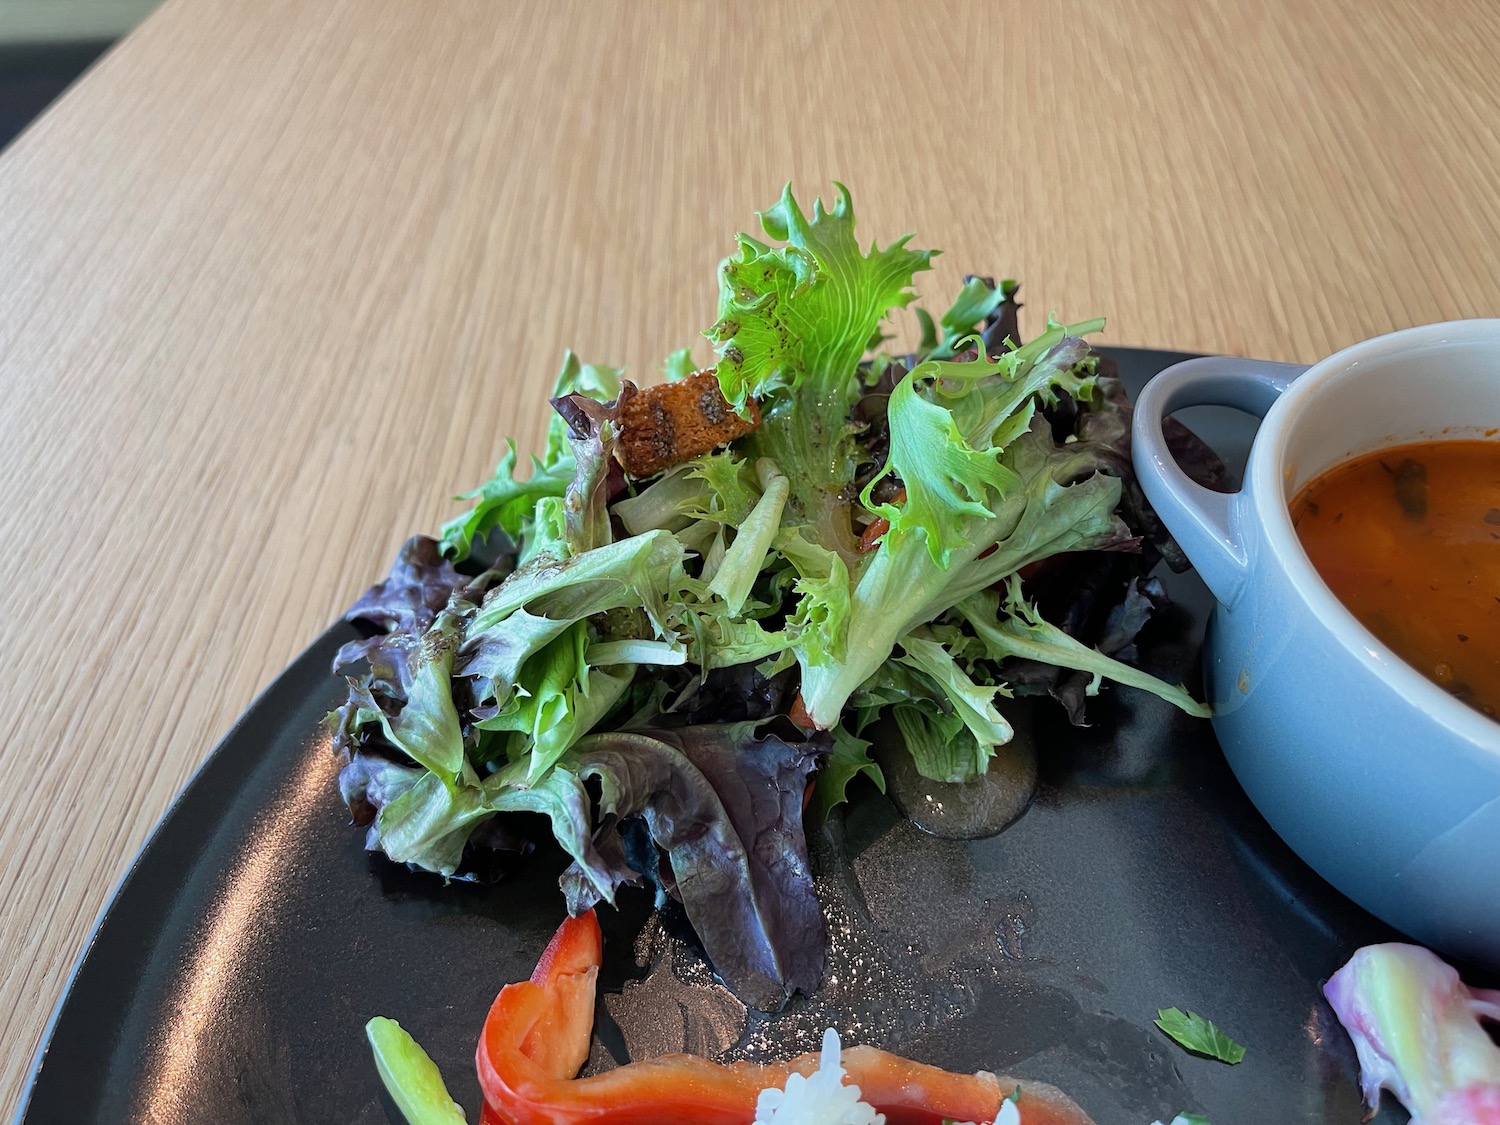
[1290,440,1500,721]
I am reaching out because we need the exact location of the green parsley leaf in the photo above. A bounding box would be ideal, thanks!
[1154,1008,1246,1064]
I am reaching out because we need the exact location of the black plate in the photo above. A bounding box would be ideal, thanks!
[16,350,1424,1125]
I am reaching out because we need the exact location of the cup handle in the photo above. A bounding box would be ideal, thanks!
[1131,356,1310,607]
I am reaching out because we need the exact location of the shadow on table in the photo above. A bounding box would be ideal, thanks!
[0,41,114,152]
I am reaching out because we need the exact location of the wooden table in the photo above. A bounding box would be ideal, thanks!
[2,0,1498,1113]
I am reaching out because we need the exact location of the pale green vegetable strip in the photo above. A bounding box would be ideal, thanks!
[708,466,789,614]
[585,639,688,666]
[366,1017,470,1125]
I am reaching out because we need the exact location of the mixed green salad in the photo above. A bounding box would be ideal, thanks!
[328,185,1212,1011]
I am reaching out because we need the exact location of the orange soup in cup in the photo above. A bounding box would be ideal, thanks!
[1290,440,1500,721]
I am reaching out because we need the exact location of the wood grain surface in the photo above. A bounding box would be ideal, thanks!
[2,0,1498,1113]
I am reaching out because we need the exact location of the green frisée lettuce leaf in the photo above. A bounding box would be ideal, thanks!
[798,408,1134,730]
[472,622,635,781]
[708,182,933,414]
[875,373,1019,566]
[847,657,986,782]
[894,631,1014,760]
[934,276,1017,354]
[456,531,683,719]
[706,182,935,556]
[778,528,852,671]
[437,441,571,563]
[372,771,490,875]
[372,747,621,891]
[613,465,711,535]
[366,1017,469,1125]
[810,726,883,821]
[691,448,766,527]
[791,334,1115,732]
[958,579,1210,719]
[670,588,790,671]
[438,352,620,561]
[471,530,685,634]
[892,703,984,784]
[516,494,568,568]
[864,323,1101,565]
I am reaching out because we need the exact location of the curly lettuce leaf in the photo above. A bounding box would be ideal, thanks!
[455,606,570,715]
[958,579,1210,719]
[472,529,684,635]
[690,450,763,526]
[613,465,711,536]
[337,750,425,831]
[791,330,1119,727]
[457,531,683,718]
[514,494,568,568]
[368,769,490,875]
[705,184,934,552]
[474,622,634,780]
[895,630,1014,761]
[844,657,988,783]
[438,442,571,563]
[335,527,692,881]
[800,408,1134,729]
[669,586,790,671]
[371,753,619,889]
[707,182,934,411]
[776,527,850,669]
[482,759,625,898]
[865,324,1101,566]
[876,375,1019,566]
[810,726,883,821]
[891,702,983,784]
[439,352,620,561]
[930,276,1017,359]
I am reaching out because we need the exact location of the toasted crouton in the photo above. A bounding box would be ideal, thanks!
[616,371,761,477]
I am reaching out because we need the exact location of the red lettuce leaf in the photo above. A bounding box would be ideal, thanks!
[563,723,829,1011]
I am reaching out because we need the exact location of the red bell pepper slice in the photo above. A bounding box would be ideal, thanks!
[477,911,1094,1125]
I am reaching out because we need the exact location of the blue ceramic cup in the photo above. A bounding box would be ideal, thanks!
[1132,321,1500,970]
